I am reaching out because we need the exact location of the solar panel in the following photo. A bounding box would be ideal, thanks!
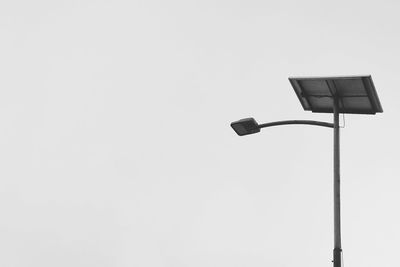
[289,75,383,114]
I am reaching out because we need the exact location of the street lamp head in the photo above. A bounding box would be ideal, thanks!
[230,118,260,136]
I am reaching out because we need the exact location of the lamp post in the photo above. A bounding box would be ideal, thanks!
[231,75,383,267]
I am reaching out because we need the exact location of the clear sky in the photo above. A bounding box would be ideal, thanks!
[1,0,399,266]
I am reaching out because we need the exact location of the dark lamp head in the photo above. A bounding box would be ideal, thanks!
[230,118,260,136]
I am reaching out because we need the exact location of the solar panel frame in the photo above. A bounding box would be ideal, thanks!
[288,75,383,114]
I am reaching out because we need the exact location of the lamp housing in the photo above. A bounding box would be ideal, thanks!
[230,118,260,136]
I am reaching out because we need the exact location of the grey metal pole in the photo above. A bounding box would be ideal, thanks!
[333,96,342,267]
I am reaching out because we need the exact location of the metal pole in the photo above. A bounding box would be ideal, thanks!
[333,96,342,267]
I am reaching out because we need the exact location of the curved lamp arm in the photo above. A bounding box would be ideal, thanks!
[259,120,333,129]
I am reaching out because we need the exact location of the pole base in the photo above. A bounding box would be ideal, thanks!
[333,248,342,267]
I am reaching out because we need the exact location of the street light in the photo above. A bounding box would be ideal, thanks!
[231,75,383,267]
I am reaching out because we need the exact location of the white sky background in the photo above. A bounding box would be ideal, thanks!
[1,0,399,266]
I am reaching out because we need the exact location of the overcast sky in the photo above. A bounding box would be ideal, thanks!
[1,0,399,266]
